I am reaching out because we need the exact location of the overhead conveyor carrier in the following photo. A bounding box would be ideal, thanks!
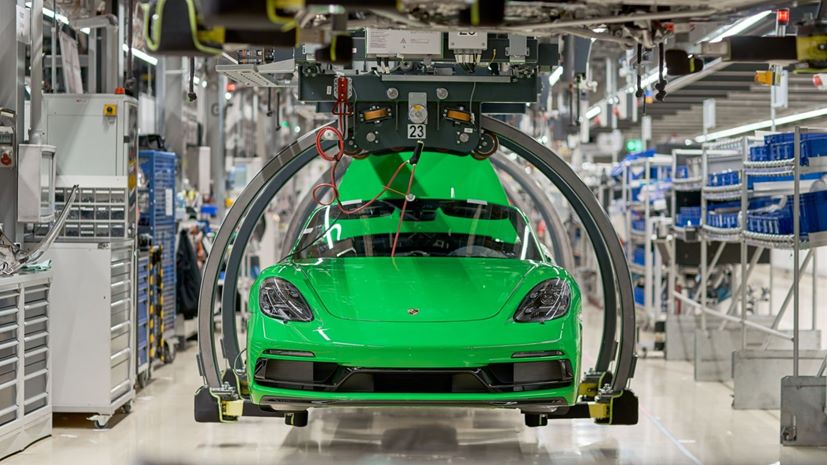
[136,18,642,426]
[191,115,639,426]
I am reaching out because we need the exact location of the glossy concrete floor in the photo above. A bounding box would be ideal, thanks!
[7,306,827,465]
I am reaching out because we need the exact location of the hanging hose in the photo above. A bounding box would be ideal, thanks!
[187,57,197,102]
[655,42,666,102]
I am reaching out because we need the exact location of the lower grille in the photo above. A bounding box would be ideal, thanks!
[254,358,573,393]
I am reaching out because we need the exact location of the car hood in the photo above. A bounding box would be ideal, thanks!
[297,257,537,322]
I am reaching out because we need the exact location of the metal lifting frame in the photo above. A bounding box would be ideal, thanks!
[194,117,637,397]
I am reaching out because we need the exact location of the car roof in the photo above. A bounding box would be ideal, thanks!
[336,152,510,205]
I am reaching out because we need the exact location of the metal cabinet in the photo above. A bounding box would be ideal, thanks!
[0,271,52,459]
[45,241,135,428]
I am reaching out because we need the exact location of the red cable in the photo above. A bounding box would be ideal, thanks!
[311,125,409,214]
[312,76,414,220]
[315,126,344,162]
[390,162,418,258]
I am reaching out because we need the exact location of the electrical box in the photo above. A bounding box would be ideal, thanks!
[17,144,56,223]
[36,94,139,240]
[365,29,442,57]
[43,93,139,179]
[448,32,488,51]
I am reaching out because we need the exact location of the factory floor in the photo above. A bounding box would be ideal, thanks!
[6,272,827,465]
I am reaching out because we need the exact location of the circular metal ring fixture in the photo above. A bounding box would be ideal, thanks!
[196,117,635,394]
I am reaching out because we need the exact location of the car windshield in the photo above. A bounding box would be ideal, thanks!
[292,198,543,260]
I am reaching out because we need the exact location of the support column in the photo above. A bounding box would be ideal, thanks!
[205,59,226,217]
[0,0,26,239]
[162,57,184,156]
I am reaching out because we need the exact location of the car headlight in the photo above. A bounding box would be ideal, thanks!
[513,278,572,323]
[258,278,314,322]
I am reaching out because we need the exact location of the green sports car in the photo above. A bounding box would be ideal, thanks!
[246,151,582,426]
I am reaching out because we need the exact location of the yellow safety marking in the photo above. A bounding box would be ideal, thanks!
[266,0,299,32]
[222,399,244,418]
[588,402,609,420]
[754,70,778,86]
[578,381,598,398]
[197,27,225,45]
[797,35,827,64]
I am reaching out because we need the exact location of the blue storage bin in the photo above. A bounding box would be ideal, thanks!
[746,192,824,237]
[763,133,827,164]
[708,170,740,187]
[633,247,645,266]
[749,145,768,162]
[634,286,645,305]
[632,218,646,232]
[676,206,701,228]
[630,186,642,202]
[676,165,689,179]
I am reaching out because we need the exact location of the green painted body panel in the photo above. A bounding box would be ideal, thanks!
[246,154,582,407]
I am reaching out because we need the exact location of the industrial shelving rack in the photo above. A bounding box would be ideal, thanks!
[670,130,827,436]
[621,153,672,328]
[741,127,827,445]
[138,150,177,356]
[0,271,52,459]
[136,254,150,387]
[666,149,703,360]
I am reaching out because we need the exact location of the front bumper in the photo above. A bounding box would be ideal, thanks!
[246,314,581,407]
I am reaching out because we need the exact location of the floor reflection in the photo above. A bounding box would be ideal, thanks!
[269,408,622,465]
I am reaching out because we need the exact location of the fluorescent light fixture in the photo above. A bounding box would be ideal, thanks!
[123,44,158,66]
[26,2,70,26]
[585,106,602,120]
[548,67,564,87]
[708,10,772,43]
[695,107,827,142]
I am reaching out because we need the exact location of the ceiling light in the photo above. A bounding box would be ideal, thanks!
[695,107,827,142]
[548,67,564,87]
[123,45,159,66]
[707,10,772,43]
[26,2,70,26]
[585,106,602,120]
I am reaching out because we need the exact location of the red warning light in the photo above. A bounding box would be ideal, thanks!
[776,9,790,26]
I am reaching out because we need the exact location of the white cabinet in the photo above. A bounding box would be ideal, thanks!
[45,241,135,427]
[0,271,52,459]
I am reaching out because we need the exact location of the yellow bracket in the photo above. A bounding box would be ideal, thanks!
[588,402,610,420]
[142,0,223,56]
[197,27,226,46]
[221,399,244,419]
[578,381,598,398]
[797,35,827,66]
[578,371,608,398]
[266,0,300,32]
